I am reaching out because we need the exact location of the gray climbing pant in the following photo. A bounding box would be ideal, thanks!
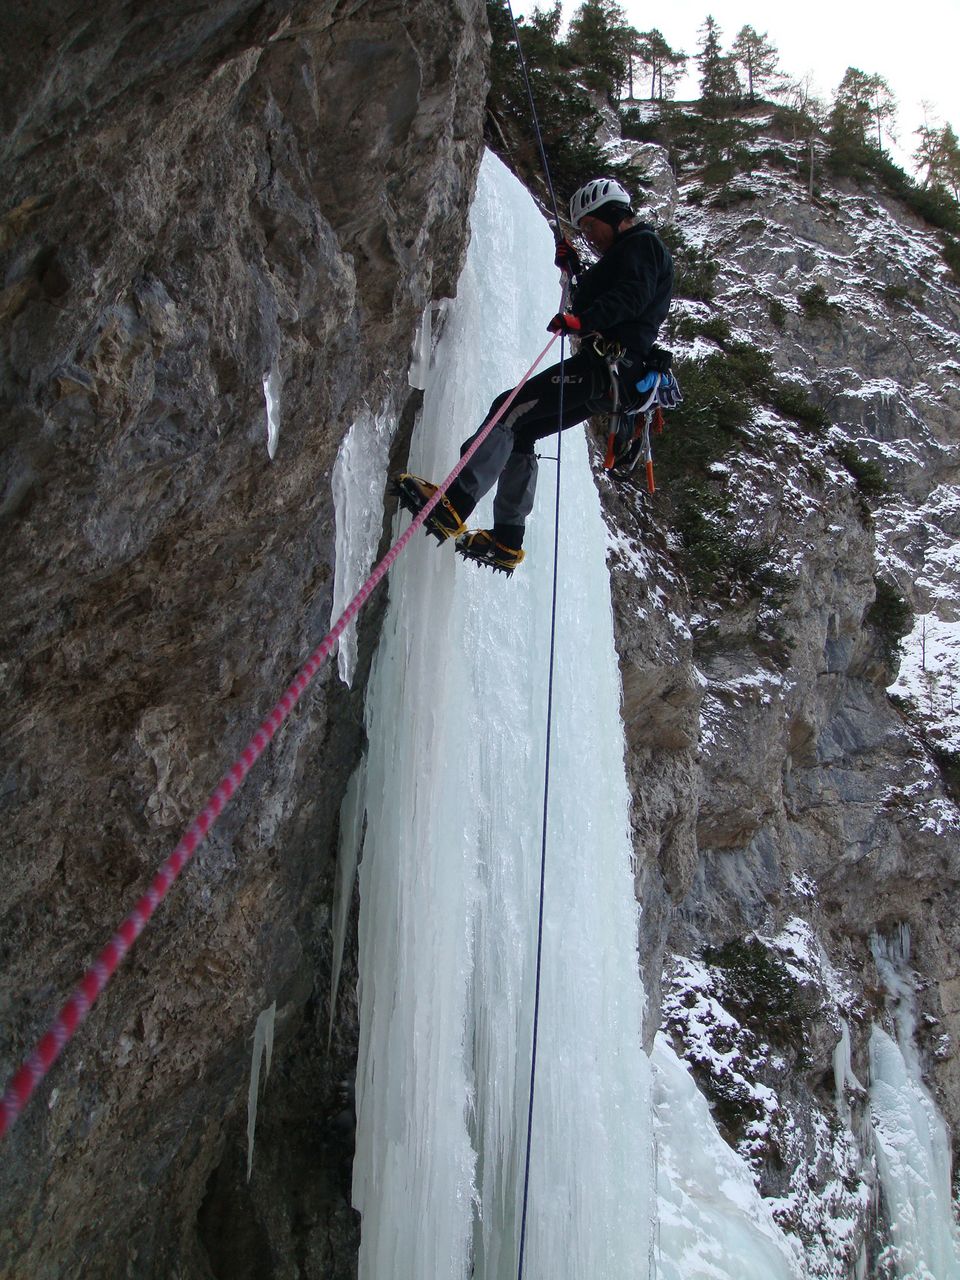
[449,349,610,543]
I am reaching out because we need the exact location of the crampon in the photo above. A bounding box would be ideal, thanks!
[455,529,525,576]
[391,473,467,543]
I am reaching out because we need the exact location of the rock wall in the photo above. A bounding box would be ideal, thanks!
[596,125,960,1270]
[0,2,486,1275]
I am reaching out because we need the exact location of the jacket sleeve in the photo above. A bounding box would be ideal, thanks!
[574,236,663,334]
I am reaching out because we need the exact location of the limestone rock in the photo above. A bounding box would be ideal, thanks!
[595,120,960,1266]
[0,1,487,1274]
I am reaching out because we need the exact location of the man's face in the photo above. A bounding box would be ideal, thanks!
[579,214,616,254]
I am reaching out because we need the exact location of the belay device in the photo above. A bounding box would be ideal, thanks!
[601,344,682,490]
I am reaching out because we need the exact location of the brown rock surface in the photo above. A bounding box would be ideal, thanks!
[0,2,486,1275]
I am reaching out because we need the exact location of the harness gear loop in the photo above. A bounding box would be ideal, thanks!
[598,338,630,470]
[602,353,622,470]
[592,334,626,364]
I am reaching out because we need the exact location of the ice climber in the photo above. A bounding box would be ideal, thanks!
[393,177,674,574]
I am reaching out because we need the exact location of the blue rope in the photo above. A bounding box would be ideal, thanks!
[504,0,563,228]
[516,330,565,1280]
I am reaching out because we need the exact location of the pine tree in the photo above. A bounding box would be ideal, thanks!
[696,15,739,110]
[915,118,943,187]
[484,0,631,198]
[869,75,897,150]
[915,119,960,201]
[828,67,896,158]
[731,25,779,103]
[565,0,637,101]
[635,28,686,102]
[941,124,960,201]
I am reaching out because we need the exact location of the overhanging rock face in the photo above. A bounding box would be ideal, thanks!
[0,2,486,1274]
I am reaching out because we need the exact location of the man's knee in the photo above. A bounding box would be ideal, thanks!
[487,387,514,421]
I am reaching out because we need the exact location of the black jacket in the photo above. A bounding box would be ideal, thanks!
[572,223,673,357]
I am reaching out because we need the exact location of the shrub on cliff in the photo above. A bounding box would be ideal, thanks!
[866,577,912,667]
[832,441,889,497]
[798,282,840,319]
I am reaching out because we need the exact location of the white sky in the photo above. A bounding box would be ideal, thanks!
[560,0,960,170]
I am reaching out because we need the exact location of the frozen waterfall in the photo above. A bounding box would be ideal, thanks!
[348,149,654,1279]
[336,150,807,1280]
[870,928,960,1278]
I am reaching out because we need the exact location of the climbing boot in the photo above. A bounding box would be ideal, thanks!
[455,529,525,576]
[392,473,468,544]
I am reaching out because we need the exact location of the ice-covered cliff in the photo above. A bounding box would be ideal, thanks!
[339,131,960,1275]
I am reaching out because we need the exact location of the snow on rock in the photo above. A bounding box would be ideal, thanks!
[662,928,869,1277]
[609,105,960,1278]
[652,1034,805,1280]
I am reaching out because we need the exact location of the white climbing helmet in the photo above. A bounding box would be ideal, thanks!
[569,178,632,228]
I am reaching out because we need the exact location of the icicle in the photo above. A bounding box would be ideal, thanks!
[408,303,433,390]
[246,1000,276,1181]
[330,405,395,686]
[263,359,282,459]
[328,756,366,1048]
[833,1018,865,1127]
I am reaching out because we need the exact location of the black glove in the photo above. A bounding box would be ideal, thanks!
[645,345,673,373]
[547,312,583,336]
[553,238,582,276]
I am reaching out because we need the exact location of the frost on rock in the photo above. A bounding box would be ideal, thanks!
[889,609,960,759]
[330,405,395,686]
[646,103,960,1278]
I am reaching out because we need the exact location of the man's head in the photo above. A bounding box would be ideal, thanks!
[569,177,634,251]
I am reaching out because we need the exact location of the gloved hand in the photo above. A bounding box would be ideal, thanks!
[553,238,581,275]
[547,312,582,335]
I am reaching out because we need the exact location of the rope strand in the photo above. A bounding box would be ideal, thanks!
[517,325,566,1279]
[504,3,569,1268]
[504,0,563,229]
